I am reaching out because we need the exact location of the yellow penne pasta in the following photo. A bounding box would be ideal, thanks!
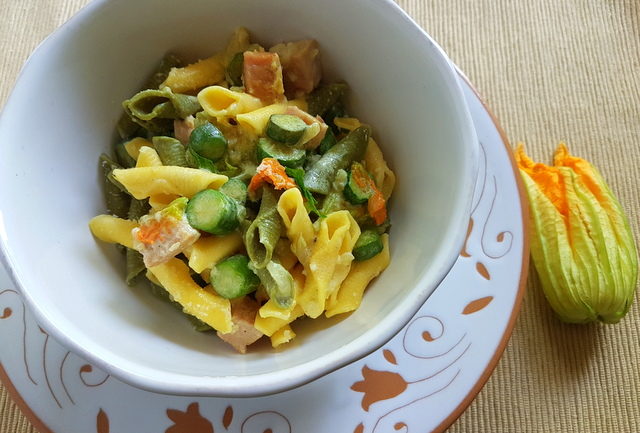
[198,86,263,118]
[161,28,250,93]
[236,103,288,135]
[88,215,137,249]
[136,146,162,168]
[333,117,362,131]
[149,258,233,333]
[270,324,296,348]
[365,138,396,200]
[186,232,243,273]
[325,234,390,318]
[112,166,227,199]
[254,304,304,336]
[298,211,360,318]
[148,193,180,211]
[162,57,224,94]
[277,188,315,266]
[124,137,153,160]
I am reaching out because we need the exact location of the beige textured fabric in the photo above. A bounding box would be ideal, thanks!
[1,0,639,432]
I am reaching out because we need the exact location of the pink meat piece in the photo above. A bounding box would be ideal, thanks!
[242,51,285,104]
[270,39,322,97]
[217,297,264,354]
[173,115,195,145]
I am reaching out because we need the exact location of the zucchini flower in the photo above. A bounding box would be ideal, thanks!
[516,143,637,323]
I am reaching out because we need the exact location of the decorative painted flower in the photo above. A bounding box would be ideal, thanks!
[516,143,638,323]
[351,366,408,411]
[166,402,214,433]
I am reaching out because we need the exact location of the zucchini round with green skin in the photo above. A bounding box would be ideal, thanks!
[219,178,248,204]
[210,254,260,299]
[344,162,374,204]
[186,189,239,235]
[266,114,307,145]
[257,137,306,168]
[353,229,383,261]
[189,123,227,162]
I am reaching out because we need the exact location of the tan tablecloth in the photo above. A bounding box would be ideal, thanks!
[1,0,639,432]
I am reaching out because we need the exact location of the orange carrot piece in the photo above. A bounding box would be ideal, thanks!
[368,187,387,225]
[136,219,175,245]
[248,158,297,194]
[351,164,387,225]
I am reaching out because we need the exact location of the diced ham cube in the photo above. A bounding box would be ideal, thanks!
[174,115,195,145]
[217,297,264,353]
[269,39,322,97]
[242,52,285,104]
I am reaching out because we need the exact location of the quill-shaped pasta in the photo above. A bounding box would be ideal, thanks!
[198,86,263,119]
[99,154,130,218]
[161,27,251,93]
[255,265,306,334]
[123,88,201,134]
[149,258,233,333]
[152,136,188,167]
[89,215,137,249]
[136,146,163,168]
[112,166,227,199]
[250,261,295,309]
[274,238,298,271]
[236,103,288,135]
[298,210,360,318]
[124,196,150,285]
[124,137,153,160]
[365,138,396,200]
[277,188,315,266]
[325,234,390,317]
[258,264,304,320]
[148,194,180,211]
[244,188,282,268]
[117,53,184,140]
[186,232,243,273]
[333,117,396,199]
[270,324,296,348]
[254,305,304,336]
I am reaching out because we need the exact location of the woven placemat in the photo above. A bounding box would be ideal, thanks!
[1,1,639,432]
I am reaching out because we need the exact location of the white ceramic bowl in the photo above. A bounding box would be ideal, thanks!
[0,0,477,396]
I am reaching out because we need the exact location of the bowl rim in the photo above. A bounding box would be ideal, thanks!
[0,0,479,397]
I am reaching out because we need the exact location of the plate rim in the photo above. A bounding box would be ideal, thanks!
[431,72,530,433]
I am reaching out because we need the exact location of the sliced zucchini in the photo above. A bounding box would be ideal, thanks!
[257,137,306,168]
[265,114,307,145]
[219,178,248,204]
[210,254,260,299]
[353,229,383,261]
[189,123,227,162]
[186,189,239,235]
[344,162,374,204]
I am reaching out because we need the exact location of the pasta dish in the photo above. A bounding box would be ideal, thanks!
[89,28,395,353]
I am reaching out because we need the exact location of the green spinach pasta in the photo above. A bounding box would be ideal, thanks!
[89,28,395,353]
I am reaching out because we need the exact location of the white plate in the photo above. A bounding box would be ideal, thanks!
[0,75,527,433]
